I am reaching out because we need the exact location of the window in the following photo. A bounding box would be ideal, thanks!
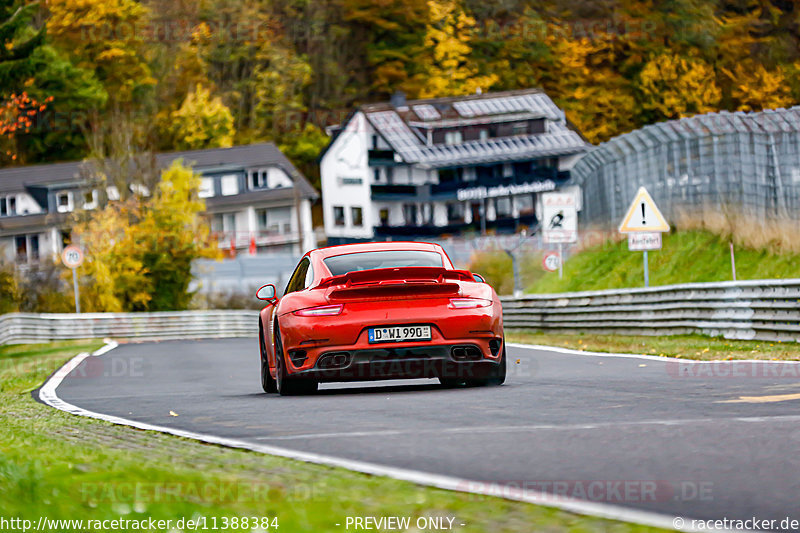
[516,194,534,215]
[447,203,464,223]
[444,130,463,145]
[372,135,379,149]
[212,213,236,233]
[385,167,394,183]
[199,178,214,198]
[333,206,345,226]
[250,170,268,189]
[15,236,26,262]
[56,191,73,213]
[351,206,363,227]
[83,190,98,210]
[496,197,512,217]
[14,234,39,264]
[373,168,381,183]
[512,122,527,135]
[438,168,462,183]
[285,257,310,294]
[379,208,389,226]
[257,207,292,234]
[106,186,120,201]
[324,251,443,276]
[479,129,489,141]
[403,204,418,226]
[0,195,16,216]
[220,174,239,196]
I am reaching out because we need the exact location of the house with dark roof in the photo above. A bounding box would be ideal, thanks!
[0,143,318,265]
[319,88,589,243]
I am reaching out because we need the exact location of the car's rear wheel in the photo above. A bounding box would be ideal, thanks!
[483,342,507,386]
[440,340,506,388]
[275,326,318,396]
[259,325,277,393]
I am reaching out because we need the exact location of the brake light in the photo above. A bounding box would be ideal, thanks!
[448,298,492,309]
[293,304,344,317]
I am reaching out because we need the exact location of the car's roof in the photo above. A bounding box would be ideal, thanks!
[311,241,443,260]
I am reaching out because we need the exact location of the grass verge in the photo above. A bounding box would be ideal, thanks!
[506,331,800,361]
[0,341,666,532]
[525,230,800,294]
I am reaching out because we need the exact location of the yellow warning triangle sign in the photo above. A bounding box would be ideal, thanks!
[618,187,670,233]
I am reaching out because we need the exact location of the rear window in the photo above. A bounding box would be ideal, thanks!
[323,250,443,276]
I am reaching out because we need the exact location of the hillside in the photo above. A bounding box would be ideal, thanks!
[526,230,800,294]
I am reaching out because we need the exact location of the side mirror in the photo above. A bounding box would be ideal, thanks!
[256,284,277,301]
[472,273,485,283]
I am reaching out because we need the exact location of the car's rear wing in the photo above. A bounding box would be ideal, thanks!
[315,266,476,290]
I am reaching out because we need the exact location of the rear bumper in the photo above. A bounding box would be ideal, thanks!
[288,342,503,383]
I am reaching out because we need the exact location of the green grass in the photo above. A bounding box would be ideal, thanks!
[526,230,800,293]
[0,341,667,532]
[507,331,800,361]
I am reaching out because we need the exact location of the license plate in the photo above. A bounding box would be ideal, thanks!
[368,325,431,343]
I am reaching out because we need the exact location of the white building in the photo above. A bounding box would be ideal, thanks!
[0,143,318,265]
[319,88,590,243]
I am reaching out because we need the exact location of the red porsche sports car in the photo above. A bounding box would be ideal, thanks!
[256,241,506,395]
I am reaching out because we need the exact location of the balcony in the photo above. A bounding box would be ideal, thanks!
[368,149,397,166]
[370,184,421,199]
[374,214,538,238]
[431,168,570,197]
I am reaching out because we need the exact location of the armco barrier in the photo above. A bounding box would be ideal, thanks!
[0,310,259,345]
[1,279,799,345]
[501,278,800,342]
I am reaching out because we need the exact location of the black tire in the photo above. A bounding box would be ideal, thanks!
[438,377,465,388]
[260,325,277,393]
[484,341,507,386]
[439,340,507,388]
[275,326,318,396]
[468,340,507,387]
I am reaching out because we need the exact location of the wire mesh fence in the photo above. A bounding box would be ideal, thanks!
[569,107,800,226]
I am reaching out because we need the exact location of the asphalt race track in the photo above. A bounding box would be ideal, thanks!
[52,339,800,529]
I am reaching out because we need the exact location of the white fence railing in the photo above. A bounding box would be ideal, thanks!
[1,279,798,345]
[501,279,800,342]
[0,311,259,345]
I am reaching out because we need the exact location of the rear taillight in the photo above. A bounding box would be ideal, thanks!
[293,304,343,317]
[448,298,492,309]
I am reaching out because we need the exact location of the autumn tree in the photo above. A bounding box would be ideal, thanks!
[414,0,497,98]
[339,0,430,99]
[725,63,793,112]
[169,85,235,150]
[46,0,155,104]
[73,160,220,312]
[638,54,721,121]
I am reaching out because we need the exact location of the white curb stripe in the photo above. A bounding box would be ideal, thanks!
[508,342,800,364]
[37,341,747,532]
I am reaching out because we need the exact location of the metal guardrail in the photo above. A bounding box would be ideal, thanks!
[501,278,800,342]
[0,310,259,345]
[1,279,798,345]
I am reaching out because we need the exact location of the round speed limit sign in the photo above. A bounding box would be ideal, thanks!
[62,245,84,269]
[542,251,561,272]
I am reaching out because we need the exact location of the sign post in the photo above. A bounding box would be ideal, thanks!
[541,192,578,280]
[618,187,670,287]
[61,245,84,313]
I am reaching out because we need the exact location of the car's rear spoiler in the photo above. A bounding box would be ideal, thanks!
[315,266,476,290]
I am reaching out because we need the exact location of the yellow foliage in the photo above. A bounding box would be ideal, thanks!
[169,85,235,150]
[47,0,155,103]
[72,160,220,312]
[416,0,497,98]
[725,63,793,112]
[639,54,721,119]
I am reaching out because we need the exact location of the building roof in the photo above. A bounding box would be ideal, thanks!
[0,142,318,199]
[333,88,589,168]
